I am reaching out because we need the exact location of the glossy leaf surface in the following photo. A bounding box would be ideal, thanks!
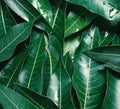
[72,26,106,109]
[0,1,16,37]
[85,46,120,66]
[0,49,28,88]
[102,70,120,109]
[65,0,120,22]
[0,84,40,109]
[3,0,39,21]
[47,60,75,109]
[65,5,96,37]
[18,31,47,93]
[0,21,33,62]
[16,84,59,109]
[28,0,53,25]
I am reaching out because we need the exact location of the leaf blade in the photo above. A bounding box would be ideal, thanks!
[0,21,33,62]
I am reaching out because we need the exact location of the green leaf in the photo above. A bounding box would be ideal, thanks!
[0,0,16,37]
[64,35,81,59]
[65,0,120,22]
[0,49,28,88]
[47,59,75,109]
[3,0,39,21]
[18,31,47,94]
[65,5,96,37]
[102,70,120,109]
[63,53,74,78]
[0,84,40,109]
[0,21,33,62]
[15,84,59,109]
[72,26,106,108]
[85,46,120,66]
[27,0,53,26]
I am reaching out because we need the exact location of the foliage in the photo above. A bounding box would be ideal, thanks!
[0,0,120,109]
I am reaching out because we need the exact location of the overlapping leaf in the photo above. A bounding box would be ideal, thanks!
[18,31,47,94]
[28,0,53,26]
[85,46,120,66]
[3,0,39,21]
[0,21,33,62]
[102,70,120,109]
[65,5,96,37]
[72,26,106,109]
[0,49,28,88]
[16,84,59,109]
[47,59,75,109]
[0,84,40,109]
[0,0,16,37]
[65,0,120,22]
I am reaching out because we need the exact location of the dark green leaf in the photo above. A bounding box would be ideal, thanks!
[63,53,74,78]
[72,26,106,109]
[64,35,81,59]
[102,70,120,109]
[0,21,33,62]
[65,0,120,22]
[0,0,16,37]
[18,31,47,94]
[47,59,75,109]
[28,0,53,26]
[3,0,39,21]
[0,49,28,88]
[16,84,59,109]
[0,84,40,109]
[85,46,120,66]
[65,5,96,37]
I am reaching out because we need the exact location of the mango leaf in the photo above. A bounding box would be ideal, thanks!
[47,59,75,109]
[112,34,120,45]
[65,4,96,37]
[63,53,74,78]
[72,26,106,109]
[15,84,59,109]
[65,0,120,22]
[99,33,115,46]
[85,46,120,66]
[0,21,33,62]
[64,35,81,59]
[0,49,28,88]
[102,70,120,109]
[18,31,47,94]
[0,84,40,109]
[3,0,39,21]
[0,0,16,37]
[27,0,53,26]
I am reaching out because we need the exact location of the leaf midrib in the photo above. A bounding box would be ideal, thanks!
[0,89,19,109]
[27,36,43,88]
[1,4,6,35]
[0,25,30,54]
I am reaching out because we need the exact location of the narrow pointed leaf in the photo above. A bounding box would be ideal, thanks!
[0,1,16,37]
[65,5,96,37]
[0,21,33,62]
[47,60,75,109]
[65,0,120,22]
[85,46,120,66]
[0,49,28,88]
[72,26,106,109]
[16,84,59,109]
[0,84,40,109]
[28,0,53,26]
[18,31,47,93]
[102,70,120,109]
[3,0,39,21]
